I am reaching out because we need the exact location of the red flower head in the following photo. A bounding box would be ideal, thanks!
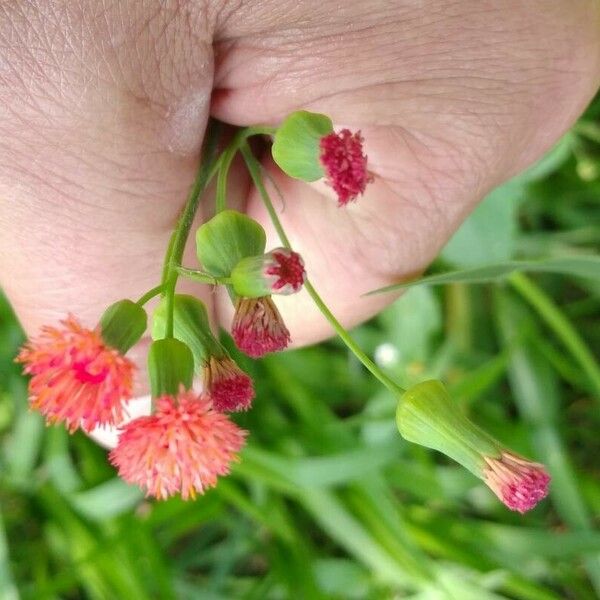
[264,248,306,295]
[231,296,290,358]
[16,316,134,432]
[110,391,246,500]
[482,451,551,513]
[319,129,373,206]
[204,355,255,412]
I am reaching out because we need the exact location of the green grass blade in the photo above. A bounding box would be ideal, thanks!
[509,272,600,406]
[496,290,600,594]
[366,256,600,295]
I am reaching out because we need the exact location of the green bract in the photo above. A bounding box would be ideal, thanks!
[396,380,501,477]
[152,295,224,370]
[99,299,147,354]
[272,111,333,182]
[196,210,266,278]
[230,255,271,298]
[147,338,194,398]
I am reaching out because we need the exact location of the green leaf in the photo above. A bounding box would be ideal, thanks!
[69,479,144,521]
[272,111,333,181]
[442,180,521,267]
[196,210,266,278]
[367,255,600,295]
[0,509,18,600]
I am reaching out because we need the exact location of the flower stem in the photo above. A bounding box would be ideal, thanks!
[215,126,277,213]
[240,142,405,395]
[162,120,222,337]
[176,266,232,285]
[136,285,164,307]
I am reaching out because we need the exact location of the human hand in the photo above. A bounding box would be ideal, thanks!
[1,0,599,381]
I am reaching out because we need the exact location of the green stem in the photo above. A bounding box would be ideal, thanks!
[240,142,404,396]
[161,120,222,337]
[176,266,231,285]
[215,126,277,213]
[509,272,600,406]
[136,285,164,307]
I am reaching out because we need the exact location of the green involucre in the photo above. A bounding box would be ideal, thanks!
[230,255,272,298]
[396,380,500,477]
[147,338,194,398]
[152,295,225,370]
[272,111,333,182]
[196,210,267,278]
[99,299,147,354]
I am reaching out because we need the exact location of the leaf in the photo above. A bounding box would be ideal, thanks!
[69,479,144,521]
[441,180,521,267]
[367,255,600,295]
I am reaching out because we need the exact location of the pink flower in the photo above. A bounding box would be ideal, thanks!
[232,296,290,358]
[110,391,246,500]
[482,451,551,513]
[264,248,306,295]
[204,355,255,412]
[319,129,373,206]
[16,316,134,432]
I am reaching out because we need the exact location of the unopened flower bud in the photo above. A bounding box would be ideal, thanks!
[99,299,147,354]
[203,355,255,412]
[272,110,373,205]
[147,338,194,398]
[396,380,550,513]
[232,296,291,358]
[196,210,266,279]
[231,248,306,298]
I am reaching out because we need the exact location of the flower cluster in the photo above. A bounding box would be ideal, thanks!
[15,110,551,514]
[17,211,307,500]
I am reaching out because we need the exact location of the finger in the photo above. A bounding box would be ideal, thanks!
[0,3,215,337]
[211,0,600,344]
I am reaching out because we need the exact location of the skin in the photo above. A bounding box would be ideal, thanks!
[0,1,599,396]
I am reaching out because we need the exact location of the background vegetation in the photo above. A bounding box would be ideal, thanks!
[1,94,599,599]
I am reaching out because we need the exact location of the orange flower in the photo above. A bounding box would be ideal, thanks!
[16,316,134,432]
[109,391,246,500]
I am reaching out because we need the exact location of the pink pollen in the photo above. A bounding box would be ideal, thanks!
[264,249,306,294]
[319,129,373,206]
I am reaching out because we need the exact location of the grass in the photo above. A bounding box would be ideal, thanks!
[1,94,600,598]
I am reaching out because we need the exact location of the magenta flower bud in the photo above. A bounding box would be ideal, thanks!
[319,129,373,206]
[231,296,291,358]
[482,452,551,514]
[231,248,306,298]
[272,111,373,206]
[203,355,255,412]
[397,380,551,513]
